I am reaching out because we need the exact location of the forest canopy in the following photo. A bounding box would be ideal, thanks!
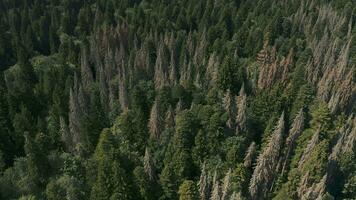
[0,0,355,199]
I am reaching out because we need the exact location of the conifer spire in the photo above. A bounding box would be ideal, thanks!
[223,89,236,129]
[236,84,247,134]
[281,109,304,175]
[59,116,72,151]
[165,105,175,129]
[144,147,156,181]
[221,169,232,200]
[148,100,162,139]
[80,42,94,91]
[298,127,320,169]
[198,163,210,200]
[249,112,284,199]
[244,142,256,168]
[211,171,221,200]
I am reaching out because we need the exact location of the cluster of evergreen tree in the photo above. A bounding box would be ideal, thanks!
[0,0,355,199]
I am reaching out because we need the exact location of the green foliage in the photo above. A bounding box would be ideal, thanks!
[178,180,199,200]
[301,140,329,180]
[133,166,160,200]
[160,110,199,199]
[24,132,51,190]
[0,0,354,199]
[342,174,356,199]
[114,109,148,152]
[90,128,139,200]
[223,136,246,167]
[273,169,300,200]
[46,175,86,200]
[231,164,249,194]
[217,56,244,92]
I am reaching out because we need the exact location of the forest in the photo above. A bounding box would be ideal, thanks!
[0,0,355,199]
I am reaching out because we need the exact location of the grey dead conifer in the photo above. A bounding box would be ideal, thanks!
[223,89,236,129]
[194,71,203,88]
[244,142,257,168]
[68,83,89,152]
[343,116,356,153]
[281,109,304,175]
[69,87,82,149]
[249,112,285,200]
[230,192,244,200]
[193,30,207,67]
[148,100,162,139]
[236,84,247,134]
[199,163,210,200]
[221,169,232,200]
[205,53,219,87]
[257,42,279,90]
[314,175,327,200]
[169,49,178,85]
[300,174,327,200]
[118,79,128,111]
[329,116,354,161]
[80,43,94,92]
[78,85,88,114]
[165,106,175,129]
[211,171,221,200]
[298,171,310,198]
[326,116,355,185]
[60,116,72,152]
[98,63,109,113]
[154,43,169,89]
[144,148,156,181]
[328,69,354,113]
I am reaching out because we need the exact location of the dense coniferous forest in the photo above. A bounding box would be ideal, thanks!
[0,0,355,199]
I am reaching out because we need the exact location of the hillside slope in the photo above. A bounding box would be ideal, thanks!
[0,0,355,199]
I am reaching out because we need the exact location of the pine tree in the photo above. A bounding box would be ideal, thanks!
[87,87,109,148]
[169,49,178,85]
[221,169,232,200]
[119,79,129,111]
[59,116,72,152]
[329,116,355,162]
[165,105,175,129]
[211,171,221,200]
[144,148,156,181]
[230,192,245,200]
[5,45,37,114]
[236,84,247,135]
[281,109,304,176]
[77,6,91,36]
[160,111,197,199]
[243,142,256,168]
[223,89,236,129]
[178,180,199,200]
[300,174,327,200]
[175,99,184,113]
[205,53,219,87]
[24,132,50,190]
[218,56,240,92]
[198,163,210,200]
[298,127,320,170]
[80,42,94,92]
[12,105,33,155]
[249,112,285,200]
[0,75,14,165]
[154,43,169,89]
[68,87,83,151]
[91,129,136,200]
[148,100,162,139]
